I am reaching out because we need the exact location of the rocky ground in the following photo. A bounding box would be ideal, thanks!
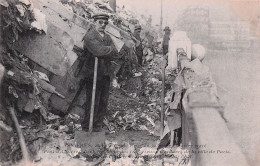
[0,54,191,166]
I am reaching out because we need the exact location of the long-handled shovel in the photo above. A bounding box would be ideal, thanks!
[75,57,105,156]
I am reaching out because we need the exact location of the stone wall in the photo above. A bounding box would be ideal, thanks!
[180,61,248,166]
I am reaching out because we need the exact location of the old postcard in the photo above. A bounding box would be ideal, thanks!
[0,0,259,165]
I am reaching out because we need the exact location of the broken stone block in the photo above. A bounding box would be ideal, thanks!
[49,58,86,113]
[24,98,35,113]
[46,21,75,52]
[14,31,69,76]
[14,17,78,76]
[32,0,89,48]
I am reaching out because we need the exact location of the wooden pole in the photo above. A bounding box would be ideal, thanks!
[160,0,163,30]
[8,106,30,164]
[89,57,98,132]
[160,60,166,137]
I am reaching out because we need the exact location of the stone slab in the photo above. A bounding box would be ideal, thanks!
[49,58,85,113]
[191,108,248,166]
[32,0,89,48]
[14,31,68,76]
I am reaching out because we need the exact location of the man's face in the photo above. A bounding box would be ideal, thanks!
[135,29,141,35]
[95,19,108,33]
[165,30,171,35]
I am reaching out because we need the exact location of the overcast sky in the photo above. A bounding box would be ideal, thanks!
[116,0,185,27]
[116,0,222,28]
[116,0,260,29]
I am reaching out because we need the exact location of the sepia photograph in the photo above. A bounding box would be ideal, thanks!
[0,0,259,165]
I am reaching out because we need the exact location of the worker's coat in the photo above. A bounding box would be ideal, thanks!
[133,32,143,65]
[83,26,118,79]
[81,26,118,130]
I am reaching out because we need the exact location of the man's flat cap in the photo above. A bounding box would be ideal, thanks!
[92,13,109,20]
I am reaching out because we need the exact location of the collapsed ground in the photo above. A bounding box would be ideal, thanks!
[0,52,191,166]
[0,0,191,165]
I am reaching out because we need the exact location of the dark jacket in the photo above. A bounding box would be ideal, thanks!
[83,26,118,80]
[133,32,143,65]
[162,33,170,46]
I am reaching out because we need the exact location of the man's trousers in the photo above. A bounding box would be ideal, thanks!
[81,76,110,131]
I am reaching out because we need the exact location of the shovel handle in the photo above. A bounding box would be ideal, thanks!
[89,57,98,132]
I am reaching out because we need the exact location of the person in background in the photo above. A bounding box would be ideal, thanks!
[162,26,171,56]
[145,31,155,53]
[81,13,118,132]
[133,24,143,66]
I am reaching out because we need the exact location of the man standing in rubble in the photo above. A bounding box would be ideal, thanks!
[162,26,171,55]
[133,24,143,66]
[81,13,118,132]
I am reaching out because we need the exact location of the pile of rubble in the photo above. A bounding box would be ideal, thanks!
[106,55,178,136]
[0,0,186,165]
